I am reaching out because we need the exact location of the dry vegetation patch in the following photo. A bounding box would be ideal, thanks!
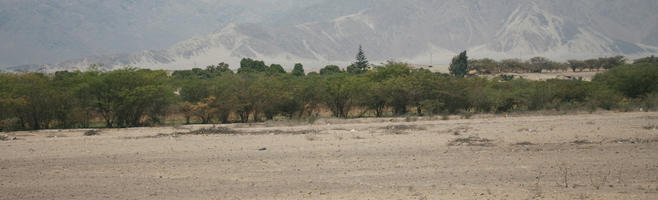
[83,129,100,136]
[124,127,236,139]
[124,127,322,139]
[514,141,537,146]
[517,128,538,133]
[571,139,595,145]
[181,127,237,135]
[440,126,472,136]
[381,124,426,135]
[449,136,495,146]
[611,137,658,144]
[247,129,319,135]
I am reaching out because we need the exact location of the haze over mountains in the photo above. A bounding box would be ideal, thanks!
[2,0,657,71]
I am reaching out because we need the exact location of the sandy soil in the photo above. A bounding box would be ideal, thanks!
[1,112,657,200]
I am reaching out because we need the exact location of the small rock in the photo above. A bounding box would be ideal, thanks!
[258,147,267,151]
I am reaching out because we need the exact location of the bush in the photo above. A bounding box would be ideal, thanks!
[594,63,658,98]
[0,118,21,132]
[587,83,623,110]
[640,93,658,111]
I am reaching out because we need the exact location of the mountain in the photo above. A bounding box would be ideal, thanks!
[469,1,658,60]
[3,0,657,71]
[0,0,324,68]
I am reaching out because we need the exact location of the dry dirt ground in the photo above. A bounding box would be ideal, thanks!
[1,112,657,200]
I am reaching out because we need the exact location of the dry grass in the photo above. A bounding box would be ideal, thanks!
[180,127,236,135]
[571,139,594,145]
[381,124,426,135]
[83,129,100,136]
[124,127,236,139]
[445,126,471,135]
[611,137,658,144]
[642,125,657,130]
[517,128,537,132]
[515,141,536,146]
[449,136,495,147]
[248,129,319,135]
[124,127,322,140]
[304,134,319,141]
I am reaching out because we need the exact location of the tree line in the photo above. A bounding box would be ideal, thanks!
[466,55,656,74]
[0,53,656,131]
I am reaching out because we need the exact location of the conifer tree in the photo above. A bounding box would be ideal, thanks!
[353,45,369,73]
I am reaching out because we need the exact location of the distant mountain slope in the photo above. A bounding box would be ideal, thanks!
[0,0,323,68]
[469,1,658,60]
[3,0,657,71]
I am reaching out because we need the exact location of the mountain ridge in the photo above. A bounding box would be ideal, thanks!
[3,0,657,71]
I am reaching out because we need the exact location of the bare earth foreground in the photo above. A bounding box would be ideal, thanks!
[1,112,657,200]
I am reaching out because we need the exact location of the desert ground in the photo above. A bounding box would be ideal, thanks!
[1,112,657,200]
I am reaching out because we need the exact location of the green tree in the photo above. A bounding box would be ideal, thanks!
[267,64,286,75]
[584,59,600,71]
[295,76,323,118]
[320,65,342,75]
[384,77,411,115]
[291,63,305,77]
[633,55,657,64]
[469,58,498,73]
[355,45,369,70]
[449,51,468,77]
[209,76,238,123]
[206,62,232,74]
[180,79,210,103]
[322,74,362,118]
[529,57,550,73]
[500,59,524,73]
[568,60,586,72]
[349,45,369,74]
[237,58,267,73]
[90,68,174,127]
[593,62,658,98]
[598,56,625,70]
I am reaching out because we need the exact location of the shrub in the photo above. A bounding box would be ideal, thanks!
[0,118,21,132]
[594,63,658,98]
[640,92,658,111]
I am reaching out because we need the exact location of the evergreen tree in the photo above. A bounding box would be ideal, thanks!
[352,45,369,74]
[449,51,468,77]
